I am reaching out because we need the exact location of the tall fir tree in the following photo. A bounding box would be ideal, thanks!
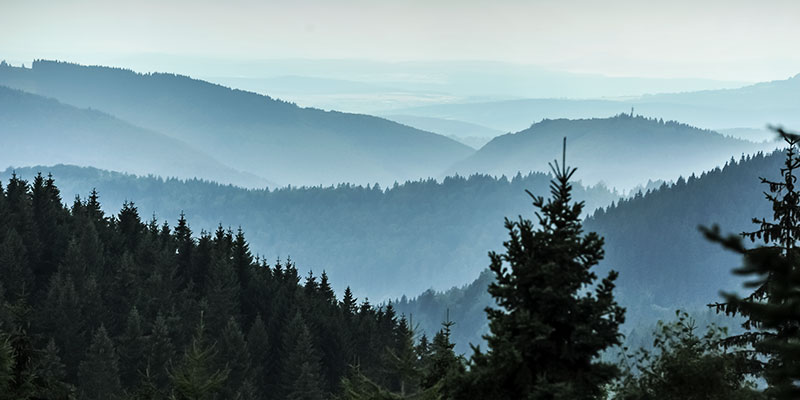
[78,326,122,400]
[704,127,800,399]
[168,314,229,400]
[422,312,464,397]
[341,287,358,316]
[119,306,146,388]
[282,312,325,400]
[246,314,270,394]
[466,139,625,400]
[385,316,421,396]
[0,335,14,396]
[204,254,241,334]
[216,316,252,400]
[0,228,33,302]
[145,312,175,395]
[40,270,84,375]
[175,212,194,289]
[33,338,75,399]
[232,228,253,290]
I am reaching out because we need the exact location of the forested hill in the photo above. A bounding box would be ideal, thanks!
[0,60,474,186]
[0,173,416,399]
[397,149,783,352]
[0,86,268,188]
[0,165,618,299]
[586,150,781,311]
[447,114,773,189]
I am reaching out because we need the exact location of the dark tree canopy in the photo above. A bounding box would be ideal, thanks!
[705,128,800,399]
[0,173,414,399]
[464,142,625,399]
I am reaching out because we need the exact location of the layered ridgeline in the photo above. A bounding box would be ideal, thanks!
[388,73,800,133]
[3,149,780,355]
[0,166,618,300]
[0,86,268,188]
[398,150,781,353]
[448,115,773,189]
[0,60,474,186]
[0,173,421,399]
[382,115,505,149]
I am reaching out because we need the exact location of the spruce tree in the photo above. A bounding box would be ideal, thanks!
[319,271,336,305]
[145,312,174,394]
[282,313,325,400]
[40,271,84,373]
[31,173,68,288]
[78,325,122,400]
[467,139,625,399]
[385,316,420,396]
[116,202,143,251]
[216,317,252,400]
[85,189,104,225]
[246,314,270,394]
[119,306,146,388]
[704,127,800,398]
[0,335,14,395]
[341,287,358,316]
[0,228,33,302]
[232,228,253,290]
[33,338,75,399]
[204,255,240,334]
[422,313,464,396]
[169,314,228,400]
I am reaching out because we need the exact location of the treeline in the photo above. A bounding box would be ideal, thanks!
[0,148,788,398]
[0,173,457,399]
[0,166,618,299]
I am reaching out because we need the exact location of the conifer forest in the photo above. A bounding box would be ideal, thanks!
[1,1,799,398]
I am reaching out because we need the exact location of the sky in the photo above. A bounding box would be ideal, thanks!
[1,0,799,82]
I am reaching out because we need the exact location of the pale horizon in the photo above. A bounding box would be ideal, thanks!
[2,0,800,83]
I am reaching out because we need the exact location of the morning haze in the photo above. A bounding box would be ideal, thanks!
[0,0,799,398]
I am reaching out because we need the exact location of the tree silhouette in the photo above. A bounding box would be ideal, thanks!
[704,127,800,398]
[466,138,625,399]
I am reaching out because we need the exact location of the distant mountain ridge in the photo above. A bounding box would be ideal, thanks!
[448,114,774,190]
[389,73,800,132]
[0,85,269,187]
[382,115,503,149]
[0,60,474,186]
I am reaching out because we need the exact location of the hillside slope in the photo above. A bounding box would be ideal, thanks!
[0,165,618,299]
[0,86,268,187]
[448,114,772,189]
[0,60,474,186]
[398,149,782,351]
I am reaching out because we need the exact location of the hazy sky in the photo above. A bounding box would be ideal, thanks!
[1,0,799,82]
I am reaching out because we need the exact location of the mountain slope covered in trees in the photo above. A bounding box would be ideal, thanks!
[398,149,782,352]
[7,148,779,353]
[448,114,773,189]
[0,172,433,399]
[0,165,618,300]
[0,60,474,186]
[0,86,268,188]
